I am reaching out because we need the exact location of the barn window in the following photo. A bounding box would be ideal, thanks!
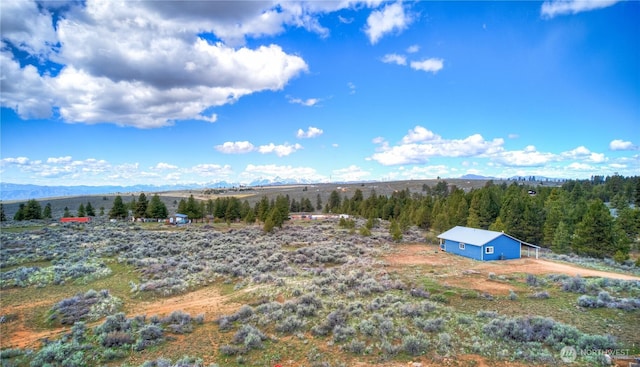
[485,246,494,254]
[459,243,465,250]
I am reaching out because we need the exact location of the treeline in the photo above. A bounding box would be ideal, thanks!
[321,175,639,261]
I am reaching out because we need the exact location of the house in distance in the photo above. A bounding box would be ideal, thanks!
[437,226,540,261]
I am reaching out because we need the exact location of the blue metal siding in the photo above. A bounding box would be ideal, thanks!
[444,239,482,260]
[482,235,521,260]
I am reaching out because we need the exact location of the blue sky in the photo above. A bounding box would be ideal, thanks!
[1,0,638,186]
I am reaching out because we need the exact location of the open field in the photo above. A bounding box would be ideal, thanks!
[1,219,639,367]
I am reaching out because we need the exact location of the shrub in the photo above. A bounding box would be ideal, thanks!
[275,315,304,333]
[345,339,366,354]
[415,317,445,332]
[562,275,586,293]
[525,274,540,287]
[402,334,429,356]
[508,290,518,301]
[529,291,550,299]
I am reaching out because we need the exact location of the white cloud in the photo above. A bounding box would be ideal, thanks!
[381,53,407,65]
[153,162,178,170]
[332,165,371,182]
[338,15,354,24]
[188,164,233,177]
[347,82,356,94]
[406,45,420,53]
[541,0,620,18]
[370,126,504,166]
[296,126,324,139]
[258,143,303,157]
[215,141,256,154]
[508,133,519,139]
[288,96,321,106]
[1,157,31,165]
[493,146,557,167]
[1,1,310,128]
[242,164,324,182]
[609,139,637,151]
[47,156,73,164]
[401,126,438,144]
[562,146,606,163]
[365,2,411,44]
[410,58,444,73]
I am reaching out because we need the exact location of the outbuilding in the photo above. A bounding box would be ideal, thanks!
[437,226,539,261]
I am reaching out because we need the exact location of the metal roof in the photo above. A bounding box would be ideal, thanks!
[437,226,540,248]
[437,226,502,246]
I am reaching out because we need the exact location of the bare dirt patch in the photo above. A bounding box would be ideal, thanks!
[384,244,640,295]
[0,285,241,350]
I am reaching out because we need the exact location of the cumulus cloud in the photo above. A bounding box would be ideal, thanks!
[296,126,324,139]
[332,165,371,182]
[215,141,256,154]
[492,145,557,167]
[410,58,444,73]
[288,96,321,106]
[1,0,313,128]
[370,126,504,166]
[365,2,411,44]
[258,143,303,157]
[541,0,620,18]
[381,53,407,65]
[562,146,606,163]
[406,45,420,53]
[242,163,325,182]
[347,82,356,94]
[609,139,637,151]
[153,162,178,170]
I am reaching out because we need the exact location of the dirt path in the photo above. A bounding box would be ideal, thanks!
[1,285,241,350]
[384,244,640,294]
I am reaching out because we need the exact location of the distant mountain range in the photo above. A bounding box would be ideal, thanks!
[0,177,316,201]
[1,175,568,201]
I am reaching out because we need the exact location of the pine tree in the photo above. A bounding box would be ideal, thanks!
[390,219,403,242]
[77,203,86,217]
[0,203,6,221]
[551,221,571,254]
[572,199,616,258]
[135,193,149,218]
[43,203,52,219]
[316,193,322,211]
[109,195,127,219]
[85,202,95,216]
[14,204,25,221]
[147,194,168,219]
[24,199,43,220]
[63,206,72,217]
[328,190,341,213]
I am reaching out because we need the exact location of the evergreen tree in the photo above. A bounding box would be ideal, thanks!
[244,207,256,224]
[185,195,201,220]
[389,219,403,242]
[0,203,6,221]
[77,203,86,217]
[177,198,187,214]
[43,203,52,219]
[63,206,72,217]
[99,207,105,216]
[147,194,168,219]
[328,190,341,213]
[109,195,128,219]
[316,194,323,211]
[85,202,96,216]
[542,189,568,246]
[24,199,43,220]
[572,199,617,258]
[14,204,26,221]
[135,193,149,218]
[551,221,571,254]
[256,196,270,222]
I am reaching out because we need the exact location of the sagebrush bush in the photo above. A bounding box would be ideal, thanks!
[402,334,429,356]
